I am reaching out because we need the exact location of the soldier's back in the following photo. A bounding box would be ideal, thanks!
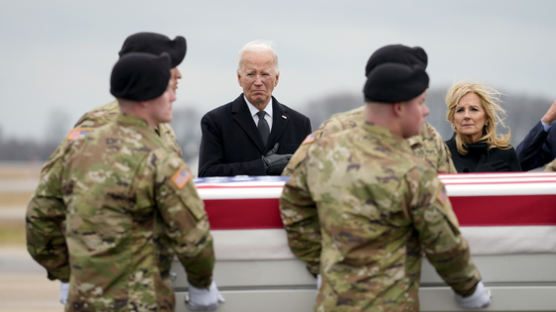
[305,122,437,311]
[62,114,180,311]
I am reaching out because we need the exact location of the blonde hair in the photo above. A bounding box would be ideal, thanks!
[445,81,511,155]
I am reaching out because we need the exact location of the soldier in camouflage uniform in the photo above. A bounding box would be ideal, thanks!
[280,45,490,311]
[27,52,223,310]
[26,32,187,306]
[283,44,455,177]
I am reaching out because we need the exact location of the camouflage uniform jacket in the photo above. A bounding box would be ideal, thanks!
[545,158,556,171]
[283,106,456,176]
[74,100,183,157]
[28,114,214,311]
[26,100,182,284]
[280,122,481,311]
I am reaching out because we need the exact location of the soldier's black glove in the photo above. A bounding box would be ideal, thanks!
[262,143,292,175]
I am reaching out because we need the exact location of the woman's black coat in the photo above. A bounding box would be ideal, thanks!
[446,135,522,173]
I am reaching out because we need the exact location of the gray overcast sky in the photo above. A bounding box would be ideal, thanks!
[1,0,555,141]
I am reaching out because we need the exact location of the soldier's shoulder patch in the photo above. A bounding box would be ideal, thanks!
[66,128,92,141]
[171,165,192,189]
[302,132,317,145]
[436,185,448,206]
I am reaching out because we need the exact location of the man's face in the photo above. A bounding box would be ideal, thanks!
[148,84,177,125]
[400,91,429,138]
[237,51,279,109]
[169,67,182,92]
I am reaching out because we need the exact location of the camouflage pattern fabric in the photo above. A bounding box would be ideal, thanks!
[283,106,456,176]
[280,122,481,311]
[27,113,211,311]
[26,143,71,281]
[74,100,183,157]
[545,158,556,171]
[26,100,183,285]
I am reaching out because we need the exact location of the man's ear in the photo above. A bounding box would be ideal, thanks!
[392,102,404,117]
[274,73,280,87]
[136,100,150,109]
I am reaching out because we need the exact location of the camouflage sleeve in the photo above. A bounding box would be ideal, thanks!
[430,127,457,174]
[438,144,457,174]
[279,157,321,276]
[406,166,481,296]
[417,123,456,174]
[152,154,215,288]
[544,158,556,171]
[25,142,70,282]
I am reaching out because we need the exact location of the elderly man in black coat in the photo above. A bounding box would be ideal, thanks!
[198,41,312,177]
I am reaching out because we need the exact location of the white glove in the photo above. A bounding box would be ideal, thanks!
[316,274,322,290]
[59,282,70,305]
[188,281,225,310]
[455,281,491,309]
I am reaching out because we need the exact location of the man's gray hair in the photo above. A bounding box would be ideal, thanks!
[237,40,279,74]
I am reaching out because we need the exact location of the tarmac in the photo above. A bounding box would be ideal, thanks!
[0,246,61,312]
[0,207,24,221]
[0,165,60,311]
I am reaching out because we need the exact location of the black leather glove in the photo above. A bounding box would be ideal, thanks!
[262,143,292,175]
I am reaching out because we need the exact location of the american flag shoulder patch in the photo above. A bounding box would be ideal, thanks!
[302,132,317,145]
[436,185,448,206]
[67,128,92,141]
[171,165,192,189]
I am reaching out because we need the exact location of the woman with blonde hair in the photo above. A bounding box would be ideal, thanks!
[445,81,521,172]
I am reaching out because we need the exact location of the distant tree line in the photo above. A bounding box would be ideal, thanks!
[1,87,552,172]
[0,135,59,162]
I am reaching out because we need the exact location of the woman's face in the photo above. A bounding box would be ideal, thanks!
[452,92,487,143]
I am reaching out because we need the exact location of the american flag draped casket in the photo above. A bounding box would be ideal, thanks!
[172,172,556,311]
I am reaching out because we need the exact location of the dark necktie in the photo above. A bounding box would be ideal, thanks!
[257,111,270,145]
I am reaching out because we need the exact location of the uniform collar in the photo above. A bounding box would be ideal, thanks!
[361,121,412,153]
[406,123,427,149]
[117,113,152,129]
